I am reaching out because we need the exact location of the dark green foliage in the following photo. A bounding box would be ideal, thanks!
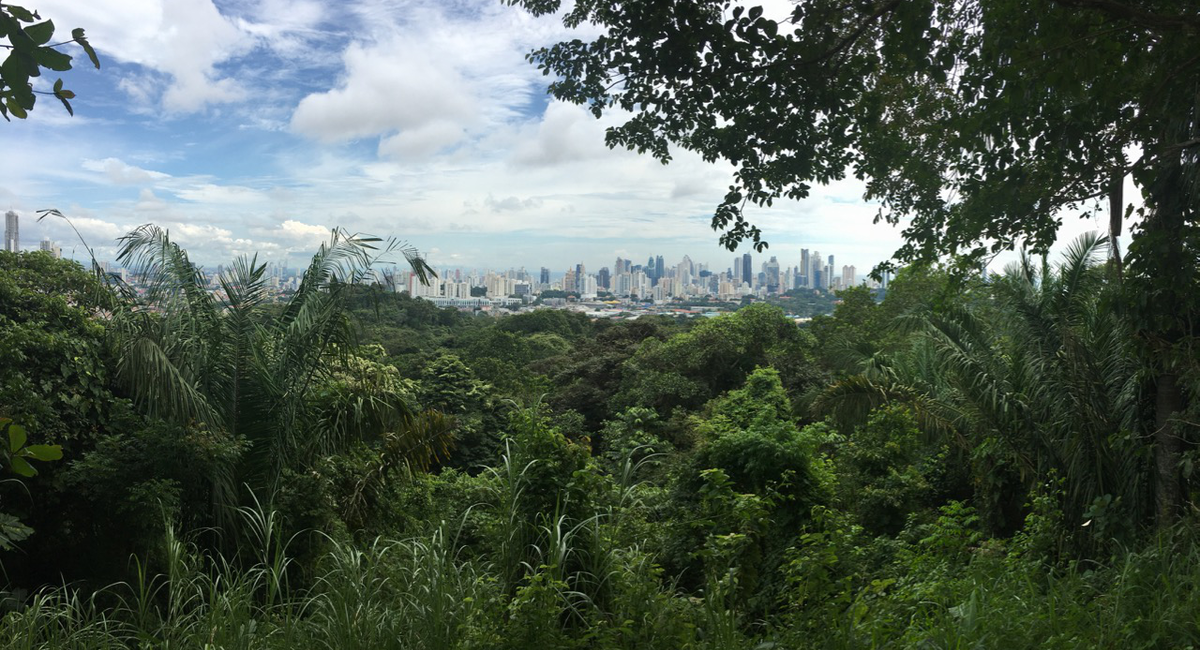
[418,353,507,471]
[0,251,113,445]
[663,367,825,615]
[495,308,592,339]
[834,405,950,536]
[543,317,677,431]
[615,303,822,415]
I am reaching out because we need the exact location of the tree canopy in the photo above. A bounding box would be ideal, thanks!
[514,0,1199,523]
[512,0,1197,265]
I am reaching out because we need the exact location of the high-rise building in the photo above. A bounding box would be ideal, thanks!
[799,248,810,288]
[540,267,550,285]
[741,253,752,286]
[842,265,856,287]
[563,267,577,294]
[39,237,61,259]
[655,255,664,282]
[597,267,611,290]
[4,211,17,253]
[765,256,780,293]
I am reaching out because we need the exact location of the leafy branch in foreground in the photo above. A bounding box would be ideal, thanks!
[0,4,99,120]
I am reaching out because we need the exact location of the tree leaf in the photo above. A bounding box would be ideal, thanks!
[33,46,72,72]
[72,29,99,69]
[7,97,31,119]
[9,456,36,477]
[8,424,26,454]
[24,19,53,45]
[22,444,63,462]
[6,6,36,23]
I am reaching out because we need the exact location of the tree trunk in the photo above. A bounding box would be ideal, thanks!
[1155,372,1183,525]
[1138,154,1191,528]
[1109,169,1123,277]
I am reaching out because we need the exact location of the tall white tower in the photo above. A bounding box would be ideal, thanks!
[4,211,17,253]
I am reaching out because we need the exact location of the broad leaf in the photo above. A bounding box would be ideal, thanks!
[5,6,35,23]
[9,456,35,477]
[72,28,99,69]
[22,444,63,462]
[33,46,72,72]
[24,19,53,45]
[8,424,26,454]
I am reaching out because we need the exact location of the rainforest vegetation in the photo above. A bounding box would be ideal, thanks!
[2,225,1200,649]
[4,0,1200,647]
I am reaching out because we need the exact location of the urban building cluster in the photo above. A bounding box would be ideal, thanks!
[400,250,879,308]
[4,210,879,316]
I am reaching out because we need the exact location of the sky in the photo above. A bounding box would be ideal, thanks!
[6,0,1120,275]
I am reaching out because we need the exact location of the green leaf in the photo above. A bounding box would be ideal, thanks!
[22,444,62,462]
[1,51,30,88]
[7,97,30,119]
[72,29,100,69]
[24,19,53,45]
[57,93,73,115]
[33,46,72,72]
[9,456,35,477]
[8,424,26,454]
[0,513,33,551]
[6,6,36,22]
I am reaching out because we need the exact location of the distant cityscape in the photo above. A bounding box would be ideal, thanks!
[5,210,886,316]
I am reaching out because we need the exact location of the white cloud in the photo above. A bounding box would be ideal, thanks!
[291,39,476,143]
[173,184,270,204]
[275,219,330,242]
[35,0,326,113]
[511,102,617,167]
[377,121,467,159]
[82,158,170,185]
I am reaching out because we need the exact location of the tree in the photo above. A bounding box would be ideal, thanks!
[108,225,449,526]
[514,0,1200,524]
[1,4,98,120]
[816,234,1146,545]
[614,303,821,415]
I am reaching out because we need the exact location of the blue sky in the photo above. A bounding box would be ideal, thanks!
[6,0,1114,275]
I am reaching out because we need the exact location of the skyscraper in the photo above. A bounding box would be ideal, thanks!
[765,256,780,293]
[741,253,752,287]
[842,265,856,287]
[540,267,550,285]
[39,237,61,259]
[800,248,810,288]
[4,211,17,253]
[655,255,664,282]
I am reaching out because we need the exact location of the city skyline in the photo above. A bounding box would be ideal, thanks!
[4,207,886,279]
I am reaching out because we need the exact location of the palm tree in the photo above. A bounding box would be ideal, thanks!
[109,225,452,521]
[815,233,1149,547]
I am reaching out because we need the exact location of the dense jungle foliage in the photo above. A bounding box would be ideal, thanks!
[2,227,1200,649]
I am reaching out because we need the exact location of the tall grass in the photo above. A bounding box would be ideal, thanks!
[9,460,1200,648]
